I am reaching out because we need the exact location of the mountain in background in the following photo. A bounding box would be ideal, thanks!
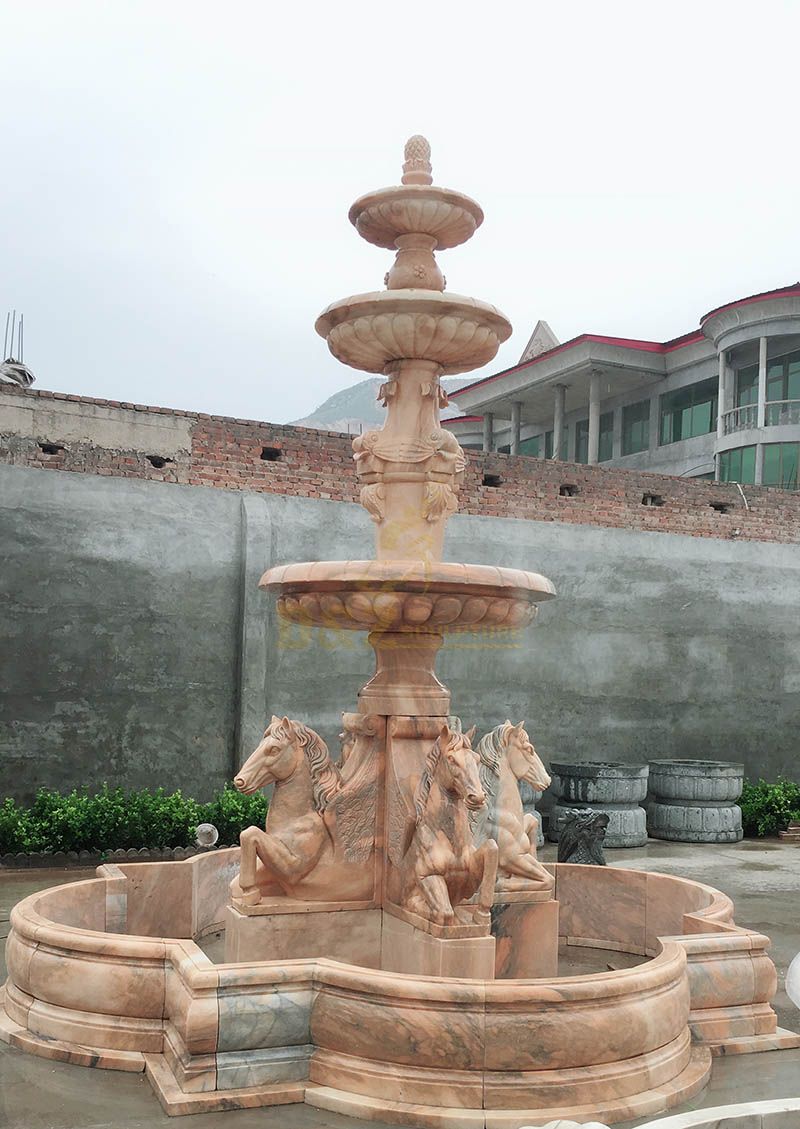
[291,376,472,434]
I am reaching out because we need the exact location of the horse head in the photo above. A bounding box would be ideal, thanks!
[503,721,551,791]
[436,722,485,812]
[234,715,303,794]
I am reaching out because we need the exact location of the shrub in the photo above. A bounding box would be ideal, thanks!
[0,784,267,855]
[740,777,800,837]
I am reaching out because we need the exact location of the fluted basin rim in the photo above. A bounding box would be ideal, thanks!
[260,559,556,600]
[314,289,512,342]
[260,560,554,634]
[348,183,484,249]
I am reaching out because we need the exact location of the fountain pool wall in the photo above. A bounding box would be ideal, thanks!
[2,850,797,1124]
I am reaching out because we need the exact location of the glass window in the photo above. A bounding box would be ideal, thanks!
[519,435,540,457]
[719,446,756,484]
[763,443,799,489]
[544,427,567,459]
[622,400,650,455]
[765,348,800,403]
[574,414,614,463]
[736,364,759,407]
[575,419,589,464]
[659,378,718,445]
[789,357,800,400]
[598,411,614,462]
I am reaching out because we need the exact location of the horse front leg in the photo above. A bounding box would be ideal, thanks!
[472,838,498,922]
[237,825,311,903]
[237,825,265,904]
[523,812,539,849]
[417,873,455,925]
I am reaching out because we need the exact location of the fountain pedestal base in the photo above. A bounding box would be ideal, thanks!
[381,912,496,978]
[224,904,382,966]
[360,631,449,716]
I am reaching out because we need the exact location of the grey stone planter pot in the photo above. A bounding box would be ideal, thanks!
[518,781,545,848]
[547,761,649,848]
[647,760,744,843]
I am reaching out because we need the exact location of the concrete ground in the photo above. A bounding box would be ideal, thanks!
[1,840,799,1129]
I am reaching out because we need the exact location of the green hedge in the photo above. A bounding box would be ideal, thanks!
[0,784,268,855]
[740,777,800,837]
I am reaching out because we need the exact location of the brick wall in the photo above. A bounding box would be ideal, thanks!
[2,384,799,543]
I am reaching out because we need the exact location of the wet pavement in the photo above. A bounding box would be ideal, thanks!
[1,841,799,1128]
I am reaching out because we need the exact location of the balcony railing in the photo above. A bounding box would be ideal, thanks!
[721,400,800,435]
[765,399,800,427]
[721,404,757,435]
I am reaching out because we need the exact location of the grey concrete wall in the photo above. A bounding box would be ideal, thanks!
[1,463,798,804]
[442,514,800,781]
[0,466,243,802]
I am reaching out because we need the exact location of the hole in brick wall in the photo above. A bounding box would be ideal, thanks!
[38,442,65,455]
[482,473,502,488]
[641,493,664,507]
[559,483,578,497]
[261,446,281,461]
[146,455,173,468]
[709,501,732,514]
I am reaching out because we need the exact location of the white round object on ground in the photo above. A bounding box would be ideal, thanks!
[786,950,800,1010]
[195,823,219,848]
[525,1122,611,1128]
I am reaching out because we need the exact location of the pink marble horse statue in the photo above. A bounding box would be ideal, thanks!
[231,715,374,904]
[400,722,498,926]
[472,721,554,894]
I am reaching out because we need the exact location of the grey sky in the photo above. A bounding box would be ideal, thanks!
[2,1,799,424]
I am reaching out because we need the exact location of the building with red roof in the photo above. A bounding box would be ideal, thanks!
[446,288,800,488]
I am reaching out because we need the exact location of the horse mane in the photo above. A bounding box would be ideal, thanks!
[474,721,512,807]
[413,734,446,824]
[273,718,342,813]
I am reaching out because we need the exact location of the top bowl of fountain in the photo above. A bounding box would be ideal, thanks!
[348,133,484,253]
[315,135,512,375]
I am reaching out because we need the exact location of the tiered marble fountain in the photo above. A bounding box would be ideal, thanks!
[1,139,797,1127]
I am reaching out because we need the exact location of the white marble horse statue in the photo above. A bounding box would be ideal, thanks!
[472,721,554,895]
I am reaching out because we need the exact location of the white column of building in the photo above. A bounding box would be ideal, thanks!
[716,349,727,439]
[715,349,726,481]
[649,389,661,452]
[757,336,768,429]
[552,385,566,459]
[482,412,494,453]
[510,401,522,455]
[587,372,601,465]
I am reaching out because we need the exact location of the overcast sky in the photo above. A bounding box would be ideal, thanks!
[3,1,799,424]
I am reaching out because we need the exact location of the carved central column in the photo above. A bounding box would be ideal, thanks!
[355,358,464,565]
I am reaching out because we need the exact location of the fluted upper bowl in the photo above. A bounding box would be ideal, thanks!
[315,290,512,375]
[260,559,555,634]
[349,185,484,250]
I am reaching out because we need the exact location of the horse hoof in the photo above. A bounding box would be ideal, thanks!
[238,888,261,906]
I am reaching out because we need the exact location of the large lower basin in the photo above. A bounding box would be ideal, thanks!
[261,559,556,633]
[2,851,797,1124]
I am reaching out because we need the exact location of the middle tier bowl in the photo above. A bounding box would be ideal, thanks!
[315,289,512,375]
[261,560,556,633]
